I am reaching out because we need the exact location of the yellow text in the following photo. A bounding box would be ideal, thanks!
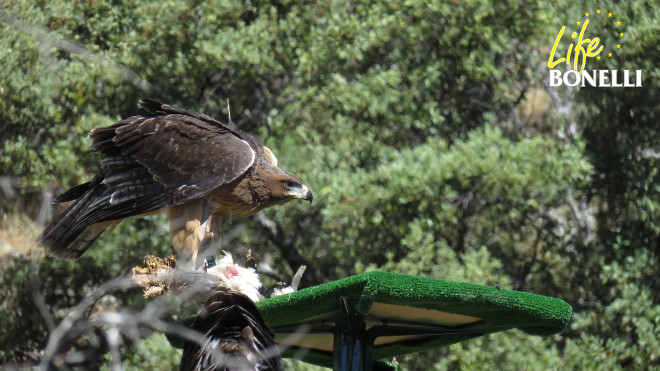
[548,20,603,71]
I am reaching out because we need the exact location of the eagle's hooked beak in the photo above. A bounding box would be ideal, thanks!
[290,184,313,204]
[300,184,313,204]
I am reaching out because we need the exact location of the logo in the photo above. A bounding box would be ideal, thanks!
[548,10,642,87]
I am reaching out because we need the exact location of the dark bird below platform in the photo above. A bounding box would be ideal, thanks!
[180,288,284,371]
[39,99,312,264]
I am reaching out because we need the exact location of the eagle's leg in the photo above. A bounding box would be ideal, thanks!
[168,200,209,268]
[196,210,229,268]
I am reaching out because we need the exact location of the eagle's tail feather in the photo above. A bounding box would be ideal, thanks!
[39,184,113,259]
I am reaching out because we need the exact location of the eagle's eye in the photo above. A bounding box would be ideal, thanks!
[283,180,298,190]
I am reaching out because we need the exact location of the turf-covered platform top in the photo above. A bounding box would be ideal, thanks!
[257,271,572,368]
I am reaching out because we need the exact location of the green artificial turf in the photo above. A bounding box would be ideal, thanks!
[256,271,572,368]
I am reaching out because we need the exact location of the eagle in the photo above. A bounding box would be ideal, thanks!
[180,288,284,371]
[39,99,312,264]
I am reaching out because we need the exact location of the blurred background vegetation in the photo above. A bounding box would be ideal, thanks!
[1,0,658,369]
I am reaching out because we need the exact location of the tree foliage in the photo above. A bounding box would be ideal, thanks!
[1,0,658,369]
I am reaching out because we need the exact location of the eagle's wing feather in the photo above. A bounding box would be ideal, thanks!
[138,98,246,138]
[87,111,256,217]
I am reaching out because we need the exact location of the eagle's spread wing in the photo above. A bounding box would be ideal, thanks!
[40,100,257,258]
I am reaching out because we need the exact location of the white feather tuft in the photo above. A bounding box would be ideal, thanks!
[206,252,264,302]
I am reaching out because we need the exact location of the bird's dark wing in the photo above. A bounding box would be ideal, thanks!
[180,289,284,371]
[82,101,257,221]
[139,99,267,158]
[139,99,246,139]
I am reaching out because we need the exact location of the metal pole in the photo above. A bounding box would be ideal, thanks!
[333,298,368,371]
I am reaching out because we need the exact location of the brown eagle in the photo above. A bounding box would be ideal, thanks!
[39,99,312,264]
[180,288,284,371]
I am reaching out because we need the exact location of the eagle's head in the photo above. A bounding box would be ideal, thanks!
[255,165,313,206]
[274,171,313,204]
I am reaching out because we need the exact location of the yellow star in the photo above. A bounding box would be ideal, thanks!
[620,32,624,37]
[617,21,621,25]
[585,12,589,17]
[608,12,612,17]
[608,52,612,57]
[617,44,621,49]
[597,9,601,14]
[577,21,581,25]
[597,55,601,60]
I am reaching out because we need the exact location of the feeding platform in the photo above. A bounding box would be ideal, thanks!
[257,271,572,370]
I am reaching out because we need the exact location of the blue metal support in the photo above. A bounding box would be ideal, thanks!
[333,298,368,370]
[331,297,485,371]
